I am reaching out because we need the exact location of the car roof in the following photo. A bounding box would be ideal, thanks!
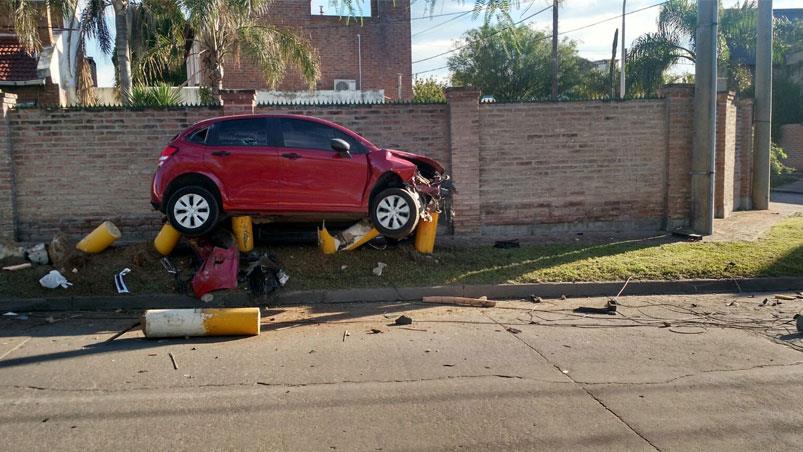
[185,113,375,147]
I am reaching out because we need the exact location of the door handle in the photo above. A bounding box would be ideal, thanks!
[282,153,302,160]
[211,151,231,157]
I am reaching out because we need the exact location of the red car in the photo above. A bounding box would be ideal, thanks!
[151,114,451,238]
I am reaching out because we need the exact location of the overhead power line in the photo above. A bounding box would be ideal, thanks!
[412,4,554,65]
[413,0,671,76]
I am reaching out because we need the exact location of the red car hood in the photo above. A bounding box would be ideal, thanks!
[384,149,445,174]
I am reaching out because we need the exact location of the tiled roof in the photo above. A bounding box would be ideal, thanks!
[0,36,40,82]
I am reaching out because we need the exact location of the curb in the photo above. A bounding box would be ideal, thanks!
[2,277,803,312]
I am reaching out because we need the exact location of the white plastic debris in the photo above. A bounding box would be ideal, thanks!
[115,268,132,294]
[39,270,73,289]
[3,312,18,316]
[373,262,387,276]
[26,243,49,265]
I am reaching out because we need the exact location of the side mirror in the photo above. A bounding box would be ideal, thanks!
[331,138,351,158]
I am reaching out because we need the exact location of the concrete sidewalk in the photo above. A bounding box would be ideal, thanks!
[1,292,801,451]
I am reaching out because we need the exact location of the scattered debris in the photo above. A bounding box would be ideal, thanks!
[3,312,18,316]
[104,322,141,343]
[574,300,618,315]
[161,257,178,274]
[399,327,427,332]
[201,293,214,303]
[192,243,239,299]
[506,327,522,334]
[726,300,736,307]
[168,352,179,370]
[422,296,496,308]
[775,295,796,301]
[244,253,288,298]
[2,263,32,272]
[560,295,567,300]
[494,239,520,249]
[795,314,802,333]
[45,316,56,324]
[368,328,383,334]
[0,240,24,261]
[394,315,413,326]
[530,295,543,303]
[114,268,132,294]
[26,243,49,265]
[39,270,72,289]
[48,232,71,269]
[372,262,387,276]
[671,230,703,241]
[342,330,350,342]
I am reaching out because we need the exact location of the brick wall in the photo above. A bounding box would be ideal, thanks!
[715,92,737,218]
[0,87,754,242]
[7,106,221,241]
[477,100,669,235]
[220,0,413,100]
[735,99,753,210]
[781,124,803,171]
[0,92,17,239]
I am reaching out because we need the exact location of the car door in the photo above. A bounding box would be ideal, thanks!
[206,117,283,210]
[276,118,369,210]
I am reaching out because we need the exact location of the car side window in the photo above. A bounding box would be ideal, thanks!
[279,118,365,154]
[208,119,268,146]
[188,128,208,144]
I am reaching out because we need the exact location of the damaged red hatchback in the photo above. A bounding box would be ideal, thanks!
[151,114,451,238]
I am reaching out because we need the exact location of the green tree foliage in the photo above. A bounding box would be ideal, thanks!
[413,77,447,102]
[447,24,589,101]
[628,0,802,97]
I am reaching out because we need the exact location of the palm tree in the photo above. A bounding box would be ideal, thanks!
[80,0,135,100]
[627,0,796,96]
[181,0,320,94]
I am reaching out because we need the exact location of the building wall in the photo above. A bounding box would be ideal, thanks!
[0,87,753,242]
[715,93,737,218]
[219,0,413,100]
[780,124,803,172]
[477,100,669,235]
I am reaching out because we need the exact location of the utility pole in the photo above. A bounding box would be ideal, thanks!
[551,0,558,100]
[691,0,718,235]
[619,0,626,99]
[753,0,773,210]
[610,29,619,99]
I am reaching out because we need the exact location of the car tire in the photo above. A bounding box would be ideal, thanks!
[166,186,220,236]
[370,187,421,239]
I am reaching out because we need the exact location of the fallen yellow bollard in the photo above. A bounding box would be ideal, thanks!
[231,216,254,253]
[414,211,439,254]
[318,224,338,254]
[153,223,181,256]
[141,308,260,338]
[76,221,121,254]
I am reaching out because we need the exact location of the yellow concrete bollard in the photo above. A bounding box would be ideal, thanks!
[344,228,381,251]
[231,216,254,253]
[318,224,338,255]
[153,223,182,256]
[414,211,439,254]
[141,308,261,338]
[75,221,122,254]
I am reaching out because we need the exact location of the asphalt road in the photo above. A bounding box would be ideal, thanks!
[1,293,802,451]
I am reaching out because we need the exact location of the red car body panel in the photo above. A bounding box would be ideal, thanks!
[151,114,447,219]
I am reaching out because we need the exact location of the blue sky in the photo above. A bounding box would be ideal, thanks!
[87,0,801,87]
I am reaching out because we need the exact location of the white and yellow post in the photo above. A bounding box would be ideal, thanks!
[141,308,261,338]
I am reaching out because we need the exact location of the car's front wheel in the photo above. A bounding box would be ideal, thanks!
[166,186,220,236]
[370,187,421,239]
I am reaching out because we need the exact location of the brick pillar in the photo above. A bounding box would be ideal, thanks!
[445,87,481,236]
[660,84,695,230]
[715,92,737,218]
[735,99,754,210]
[0,91,18,240]
[219,89,256,116]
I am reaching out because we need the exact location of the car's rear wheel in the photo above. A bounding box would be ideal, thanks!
[370,188,421,239]
[167,186,220,236]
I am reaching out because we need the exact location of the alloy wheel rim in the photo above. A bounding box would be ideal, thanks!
[174,193,210,229]
[376,194,411,230]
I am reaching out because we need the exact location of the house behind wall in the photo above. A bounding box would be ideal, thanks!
[191,0,413,101]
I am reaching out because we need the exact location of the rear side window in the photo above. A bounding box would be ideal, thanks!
[188,128,208,144]
[278,118,365,154]
[208,118,268,146]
